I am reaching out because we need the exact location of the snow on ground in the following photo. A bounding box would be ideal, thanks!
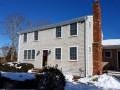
[1,72,36,81]
[65,81,100,90]
[65,74,120,90]
[1,71,120,89]
[65,74,73,82]
[92,74,120,89]
[4,62,22,69]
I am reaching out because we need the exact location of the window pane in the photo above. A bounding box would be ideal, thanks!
[70,23,77,35]
[70,47,77,60]
[56,27,61,37]
[34,31,38,40]
[32,50,35,59]
[28,50,31,59]
[24,50,27,59]
[55,48,61,59]
[24,33,27,42]
[105,51,111,58]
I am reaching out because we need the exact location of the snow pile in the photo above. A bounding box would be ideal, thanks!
[65,74,99,90]
[79,74,120,89]
[65,81,100,90]
[5,62,22,69]
[1,72,36,81]
[65,74,120,89]
[94,74,120,89]
[65,74,73,82]
[28,69,33,73]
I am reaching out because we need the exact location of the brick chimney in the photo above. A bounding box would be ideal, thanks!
[93,0,103,75]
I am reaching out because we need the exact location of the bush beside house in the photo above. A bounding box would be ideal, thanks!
[0,64,66,89]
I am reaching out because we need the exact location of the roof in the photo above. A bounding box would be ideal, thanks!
[102,39,120,46]
[18,16,91,34]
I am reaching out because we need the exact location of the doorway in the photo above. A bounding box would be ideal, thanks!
[42,50,48,67]
[118,51,120,69]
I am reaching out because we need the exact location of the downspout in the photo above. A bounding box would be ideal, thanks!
[84,16,87,77]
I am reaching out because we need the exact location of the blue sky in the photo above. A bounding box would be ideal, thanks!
[0,0,120,47]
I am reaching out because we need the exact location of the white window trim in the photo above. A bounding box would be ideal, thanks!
[23,49,35,61]
[33,31,39,41]
[56,26,62,39]
[104,50,112,58]
[68,45,78,61]
[54,47,62,61]
[42,49,50,57]
[69,23,78,37]
[41,49,50,67]
[24,50,27,59]
[23,33,27,42]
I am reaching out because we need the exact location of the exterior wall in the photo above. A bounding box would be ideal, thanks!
[103,48,120,70]
[18,16,93,76]
[85,16,93,76]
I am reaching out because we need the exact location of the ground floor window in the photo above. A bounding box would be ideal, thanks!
[24,50,35,60]
[55,48,61,60]
[69,47,77,60]
[24,50,27,59]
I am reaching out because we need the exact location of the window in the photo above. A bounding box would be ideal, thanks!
[56,27,61,38]
[34,31,38,40]
[70,23,77,35]
[28,50,31,59]
[23,33,27,42]
[24,50,27,59]
[24,50,35,60]
[55,48,61,59]
[70,47,77,60]
[104,51,112,58]
[32,50,35,59]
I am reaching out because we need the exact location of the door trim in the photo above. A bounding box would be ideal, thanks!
[42,49,49,67]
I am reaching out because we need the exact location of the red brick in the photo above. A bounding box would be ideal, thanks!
[93,0,103,75]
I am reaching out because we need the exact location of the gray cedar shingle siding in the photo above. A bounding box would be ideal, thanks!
[18,16,93,76]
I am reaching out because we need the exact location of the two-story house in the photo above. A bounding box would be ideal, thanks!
[18,16,93,76]
[18,0,102,76]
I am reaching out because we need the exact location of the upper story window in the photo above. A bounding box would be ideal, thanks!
[23,33,27,42]
[104,51,112,58]
[56,27,61,38]
[70,23,77,36]
[55,48,61,60]
[34,31,38,40]
[70,47,77,60]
